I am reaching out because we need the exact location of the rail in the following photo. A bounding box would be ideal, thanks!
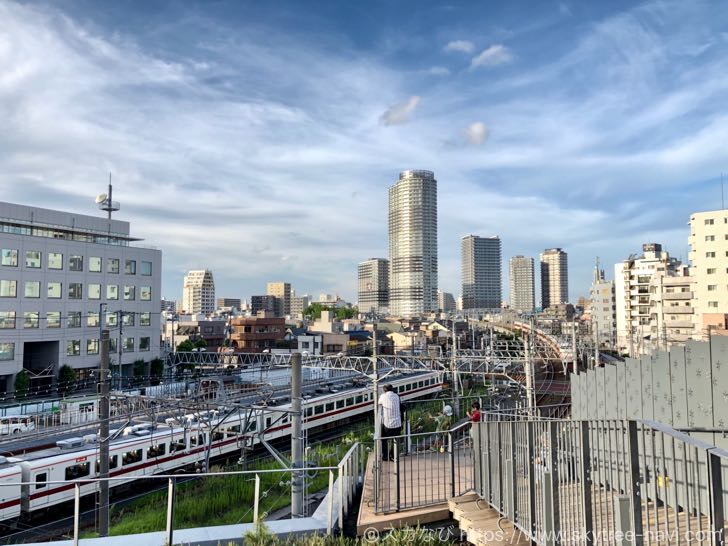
[472,418,728,545]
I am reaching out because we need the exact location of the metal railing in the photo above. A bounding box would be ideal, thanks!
[374,422,474,513]
[472,419,728,545]
[0,442,364,545]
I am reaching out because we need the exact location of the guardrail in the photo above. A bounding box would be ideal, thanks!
[0,442,364,545]
[472,419,728,545]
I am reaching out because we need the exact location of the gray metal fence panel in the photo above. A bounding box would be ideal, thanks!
[604,364,618,420]
[710,335,728,429]
[669,345,689,428]
[615,360,628,419]
[626,357,643,419]
[640,355,655,420]
[685,340,713,428]
[596,366,606,420]
[652,350,672,427]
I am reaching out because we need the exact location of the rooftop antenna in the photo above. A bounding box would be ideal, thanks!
[722,172,725,210]
[95,172,120,220]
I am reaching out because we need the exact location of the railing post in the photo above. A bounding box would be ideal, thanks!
[508,421,518,522]
[394,440,400,511]
[580,421,594,545]
[166,477,175,546]
[473,422,482,496]
[527,421,537,540]
[73,483,80,546]
[548,421,561,545]
[449,430,456,498]
[338,463,345,531]
[253,473,261,525]
[327,469,335,535]
[614,495,633,546]
[626,421,644,545]
[707,451,725,546]
[542,471,555,546]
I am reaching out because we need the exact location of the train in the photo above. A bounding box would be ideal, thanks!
[0,370,442,523]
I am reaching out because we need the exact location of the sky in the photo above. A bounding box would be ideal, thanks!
[1,0,727,306]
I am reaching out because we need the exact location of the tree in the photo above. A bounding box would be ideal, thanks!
[150,358,164,385]
[14,370,30,399]
[304,303,358,320]
[177,339,194,352]
[133,359,146,378]
[194,338,207,349]
[58,365,76,396]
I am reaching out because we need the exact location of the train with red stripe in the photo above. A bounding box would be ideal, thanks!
[0,371,442,523]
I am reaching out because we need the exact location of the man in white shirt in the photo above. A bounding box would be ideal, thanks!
[378,384,402,461]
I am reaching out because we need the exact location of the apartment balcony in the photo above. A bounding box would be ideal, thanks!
[666,320,694,328]
[663,292,693,300]
[665,306,693,314]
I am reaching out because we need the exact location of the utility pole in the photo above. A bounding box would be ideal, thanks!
[524,317,535,417]
[571,320,578,374]
[371,329,380,509]
[592,316,599,370]
[98,330,110,536]
[290,352,303,518]
[450,319,459,416]
[117,310,124,391]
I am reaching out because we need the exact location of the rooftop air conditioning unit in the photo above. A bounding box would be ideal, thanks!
[57,438,85,450]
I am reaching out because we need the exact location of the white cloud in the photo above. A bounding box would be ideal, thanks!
[462,122,489,145]
[426,66,450,76]
[379,96,421,126]
[471,44,513,68]
[443,40,475,54]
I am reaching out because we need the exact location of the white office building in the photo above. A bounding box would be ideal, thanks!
[540,248,569,309]
[0,202,162,392]
[509,255,535,312]
[388,170,438,318]
[182,270,215,315]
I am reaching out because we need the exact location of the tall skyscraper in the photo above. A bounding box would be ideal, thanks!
[182,269,215,315]
[266,282,291,316]
[540,248,568,309]
[388,170,438,318]
[509,255,535,312]
[437,290,456,313]
[461,235,502,309]
[358,258,389,314]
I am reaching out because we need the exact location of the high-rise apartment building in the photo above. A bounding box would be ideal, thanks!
[461,235,501,309]
[614,243,681,356]
[589,262,616,348]
[437,290,456,313]
[540,248,568,309]
[182,270,215,315]
[217,298,242,310]
[291,294,311,319]
[509,255,535,312]
[388,170,438,318]
[0,201,161,392]
[358,258,389,314]
[266,282,291,317]
[251,295,278,315]
[689,209,728,338]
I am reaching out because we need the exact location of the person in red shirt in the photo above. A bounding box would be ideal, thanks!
[466,401,481,423]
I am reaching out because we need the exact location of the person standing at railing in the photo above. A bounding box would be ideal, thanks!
[466,401,481,443]
[378,384,402,461]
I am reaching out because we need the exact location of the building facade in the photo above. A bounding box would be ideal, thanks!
[540,248,568,309]
[388,170,438,318]
[689,209,728,338]
[290,294,311,319]
[437,290,456,313]
[648,265,694,352]
[250,295,278,316]
[614,243,682,356]
[0,201,161,392]
[182,270,215,315]
[461,235,501,309]
[509,255,535,312]
[229,312,285,352]
[589,265,616,348]
[216,298,241,310]
[357,258,389,314]
[266,282,291,317]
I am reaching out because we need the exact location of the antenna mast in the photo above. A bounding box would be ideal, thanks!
[95,173,121,220]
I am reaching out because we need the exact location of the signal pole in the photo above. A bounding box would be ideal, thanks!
[99,330,110,535]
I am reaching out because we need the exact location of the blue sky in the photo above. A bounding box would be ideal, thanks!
[1,0,727,305]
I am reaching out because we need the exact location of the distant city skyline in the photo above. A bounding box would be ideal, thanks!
[1,1,725,304]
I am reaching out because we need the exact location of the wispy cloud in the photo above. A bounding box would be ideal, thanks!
[471,44,513,68]
[379,96,421,126]
[462,122,489,145]
[444,40,475,54]
[426,66,450,76]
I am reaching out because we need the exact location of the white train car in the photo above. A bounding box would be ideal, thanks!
[0,459,22,521]
[3,371,442,522]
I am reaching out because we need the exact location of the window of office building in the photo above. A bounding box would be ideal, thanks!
[68,283,82,299]
[141,261,152,276]
[107,258,119,274]
[123,337,134,352]
[706,235,716,241]
[0,280,16,298]
[707,252,716,258]
[24,281,40,298]
[705,219,715,225]
[125,260,136,275]
[107,285,118,300]
[88,284,101,300]
[0,342,14,360]
[708,285,717,291]
[69,255,83,271]
[24,312,39,329]
[708,301,719,308]
[109,338,117,352]
[106,312,118,327]
[87,312,99,327]
[140,312,151,326]
[89,257,102,272]
[48,252,62,269]
[47,311,61,328]
[0,311,15,329]
[140,286,151,301]
[25,251,41,268]
[139,337,150,351]
[47,282,61,298]
[708,268,716,274]
[87,339,99,355]
[67,340,81,356]
[122,312,134,327]
[1,249,18,267]
[124,286,135,300]
[67,311,81,328]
